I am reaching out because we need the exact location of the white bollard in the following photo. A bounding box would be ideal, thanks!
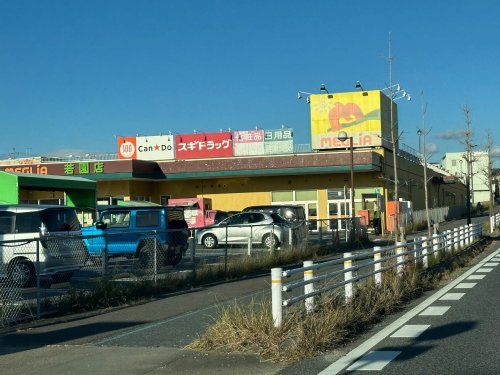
[413,239,420,265]
[446,230,452,252]
[396,241,406,275]
[432,233,439,259]
[344,252,353,303]
[422,236,429,269]
[490,216,495,234]
[303,260,314,314]
[453,227,459,252]
[373,246,382,286]
[271,268,283,328]
[288,227,293,247]
[459,226,465,249]
[465,224,470,247]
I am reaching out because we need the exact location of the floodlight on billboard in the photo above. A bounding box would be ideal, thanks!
[309,90,395,150]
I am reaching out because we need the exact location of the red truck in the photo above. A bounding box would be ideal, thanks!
[167,197,229,228]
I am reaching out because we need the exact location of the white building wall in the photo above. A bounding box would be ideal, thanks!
[443,151,491,203]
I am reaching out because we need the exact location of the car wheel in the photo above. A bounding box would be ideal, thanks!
[202,234,218,249]
[9,259,35,288]
[263,233,280,249]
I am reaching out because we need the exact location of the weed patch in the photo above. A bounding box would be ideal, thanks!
[188,239,490,362]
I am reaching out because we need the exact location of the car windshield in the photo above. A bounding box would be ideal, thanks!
[270,213,287,224]
[41,208,81,232]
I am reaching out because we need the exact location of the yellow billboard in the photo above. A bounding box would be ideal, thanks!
[310,90,396,150]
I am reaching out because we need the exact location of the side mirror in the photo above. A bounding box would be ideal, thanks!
[96,221,107,230]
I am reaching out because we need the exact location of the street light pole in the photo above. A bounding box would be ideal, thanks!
[338,131,355,244]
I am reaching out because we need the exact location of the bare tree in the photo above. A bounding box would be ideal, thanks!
[462,105,474,224]
[418,91,432,236]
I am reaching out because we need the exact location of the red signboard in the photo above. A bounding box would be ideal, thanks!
[175,132,233,159]
[117,137,137,159]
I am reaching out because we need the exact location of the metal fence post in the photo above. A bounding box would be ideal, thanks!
[101,247,108,277]
[190,234,196,282]
[153,234,158,285]
[373,246,382,286]
[396,241,405,275]
[36,239,41,319]
[303,260,314,314]
[490,215,495,234]
[270,224,275,254]
[413,239,420,265]
[288,226,293,249]
[318,226,323,245]
[344,252,353,303]
[271,268,283,328]
[224,225,228,274]
[422,236,429,269]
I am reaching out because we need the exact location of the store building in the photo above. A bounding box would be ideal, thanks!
[0,89,467,231]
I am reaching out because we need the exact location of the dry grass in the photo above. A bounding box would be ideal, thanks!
[188,239,489,362]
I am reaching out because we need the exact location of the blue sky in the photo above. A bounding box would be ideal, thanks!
[0,0,498,161]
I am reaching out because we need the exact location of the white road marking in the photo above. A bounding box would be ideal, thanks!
[439,293,465,301]
[467,274,486,280]
[484,262,498,267]
[420,306,451,316]
[475,268,493,273]
[346,351,402,371]
[390,324,430,338]
[318,247,500,375]
[455,282,477,289]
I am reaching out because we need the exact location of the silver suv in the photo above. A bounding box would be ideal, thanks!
[197,211,289,249]
[0,205,86,287]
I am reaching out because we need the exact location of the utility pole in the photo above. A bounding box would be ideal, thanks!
[388,32,400,240]
[485,129,495,216]
[463,105,473,225]
[418,91,432,236]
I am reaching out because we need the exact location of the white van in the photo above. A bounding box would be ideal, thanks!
[0,205,86,288]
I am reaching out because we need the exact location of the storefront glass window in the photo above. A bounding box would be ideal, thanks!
[295,190,317,201]
[271,191,293,202]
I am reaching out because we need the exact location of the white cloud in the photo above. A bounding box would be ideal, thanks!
[436,129,466,140]
[492,146,500,158]
[425,142,438,154]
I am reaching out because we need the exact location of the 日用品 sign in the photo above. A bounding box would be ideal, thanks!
[175,132,233,159]
[263,128,293,154]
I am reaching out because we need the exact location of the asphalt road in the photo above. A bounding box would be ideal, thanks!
[314,238,500,374]
[0,214,495,374]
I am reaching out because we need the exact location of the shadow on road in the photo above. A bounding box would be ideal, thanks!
[0,320,146,356]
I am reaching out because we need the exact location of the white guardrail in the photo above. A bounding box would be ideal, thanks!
[490,213,500,233]
[271,222,484,327]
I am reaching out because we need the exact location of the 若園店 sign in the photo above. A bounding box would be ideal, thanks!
[118,135,174,160]
[175,132,233,159]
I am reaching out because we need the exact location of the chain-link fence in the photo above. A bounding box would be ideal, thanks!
[0,220,313,326]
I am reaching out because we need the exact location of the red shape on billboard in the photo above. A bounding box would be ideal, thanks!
[175,132,233,159]
[117,137,137,159]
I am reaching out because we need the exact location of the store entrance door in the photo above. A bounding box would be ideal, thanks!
[328,201,352,231]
